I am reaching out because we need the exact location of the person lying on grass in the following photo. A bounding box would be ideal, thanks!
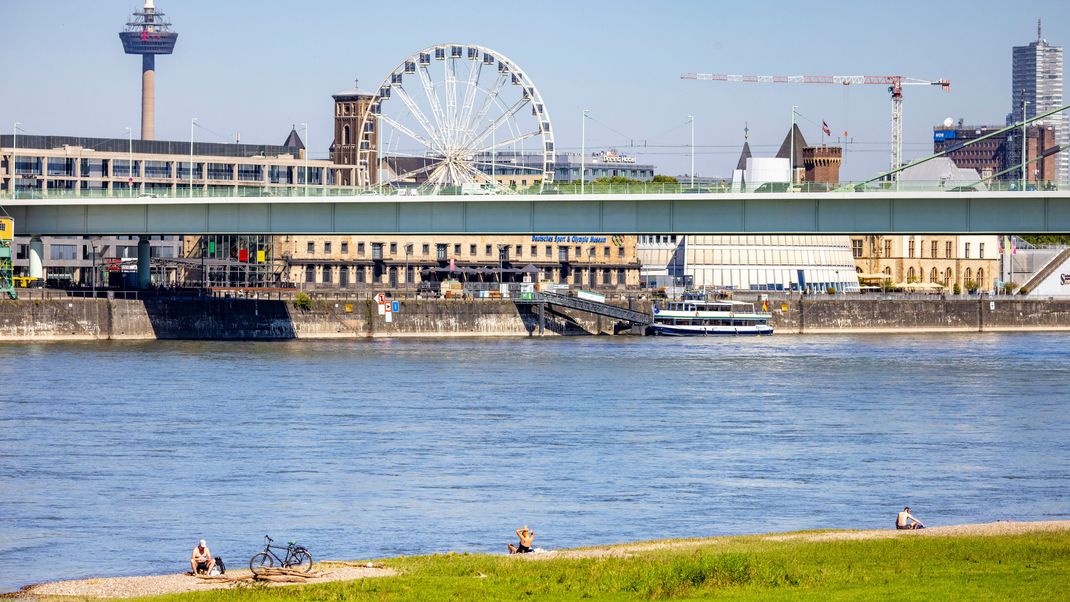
[508,526,535,554]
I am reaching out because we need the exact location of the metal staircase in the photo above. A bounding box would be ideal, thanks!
[515,292,652,325]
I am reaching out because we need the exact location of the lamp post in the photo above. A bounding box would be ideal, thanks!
[790,106,797,186]
[190,117,197,197]
[12,121,19,200]
[580,109,589,195]
[1021,96,1029,190]
[301,122,309,196]
[125,127,133,197]
[688,115,695,190]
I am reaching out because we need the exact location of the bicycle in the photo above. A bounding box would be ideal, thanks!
[249,535,313,575]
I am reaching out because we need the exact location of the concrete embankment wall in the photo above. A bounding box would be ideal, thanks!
[1,297,1069,341]
[769,298,1070,333]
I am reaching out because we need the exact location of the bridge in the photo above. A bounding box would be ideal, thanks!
[4,190,1070,236]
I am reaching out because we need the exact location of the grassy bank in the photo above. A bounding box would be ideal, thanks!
[128,529,1070,601]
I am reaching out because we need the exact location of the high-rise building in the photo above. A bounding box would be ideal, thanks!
[119,0,178,141]
[1010,20,1067,183]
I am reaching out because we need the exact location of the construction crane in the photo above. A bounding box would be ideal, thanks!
[681,73,950,179]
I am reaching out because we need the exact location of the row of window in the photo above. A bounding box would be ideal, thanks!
[852,239,986,260]
[304,241,627,260]
[902,266,987,285]
[302,264,630,286]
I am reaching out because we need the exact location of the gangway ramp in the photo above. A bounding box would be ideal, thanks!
[516,292,652,326]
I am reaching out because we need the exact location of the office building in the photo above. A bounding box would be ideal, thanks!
[1010,20,1067,183]
[850,235,1000,292]
[934,122,1058,184]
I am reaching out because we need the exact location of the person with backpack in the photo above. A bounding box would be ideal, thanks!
[190,539,215,574]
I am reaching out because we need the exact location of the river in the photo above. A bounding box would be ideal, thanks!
[1,334,1068,592]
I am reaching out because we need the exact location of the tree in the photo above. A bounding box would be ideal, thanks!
[651,175,679,184]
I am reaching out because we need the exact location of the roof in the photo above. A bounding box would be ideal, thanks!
[775,124,808,169]
[333,87,375,99]
[898,157,983,186]
[735,141,752,171]
[282,127,305,150]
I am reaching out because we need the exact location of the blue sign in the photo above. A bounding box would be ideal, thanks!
[934,130,957,141]
[391,301,400,312]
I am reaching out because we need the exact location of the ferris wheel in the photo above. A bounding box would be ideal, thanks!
[357,43,555,193]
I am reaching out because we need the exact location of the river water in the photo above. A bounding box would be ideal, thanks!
[1,334,1068,592]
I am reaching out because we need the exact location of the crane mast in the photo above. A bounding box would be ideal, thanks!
[681,72,950,179]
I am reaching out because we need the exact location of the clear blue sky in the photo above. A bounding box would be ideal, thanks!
[1,0,1066,179]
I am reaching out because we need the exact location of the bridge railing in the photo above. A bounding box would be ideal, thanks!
[1,180,1061,201]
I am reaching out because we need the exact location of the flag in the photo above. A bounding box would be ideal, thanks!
[822,121,831,137]
[449,257,455,272]
[1011,238,1017,256]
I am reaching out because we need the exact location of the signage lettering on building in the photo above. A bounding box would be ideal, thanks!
[594,150,636,164]
[531,235,611,244]
[1061,273,1070,285]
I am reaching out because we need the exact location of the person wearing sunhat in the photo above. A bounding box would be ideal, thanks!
[190,539,215,574]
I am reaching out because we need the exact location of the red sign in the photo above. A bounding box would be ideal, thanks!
[238,249,249,262]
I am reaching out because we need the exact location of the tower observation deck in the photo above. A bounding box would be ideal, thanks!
[119,0,178,140]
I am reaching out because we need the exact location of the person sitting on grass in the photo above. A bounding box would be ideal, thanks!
[896,507,925,530]
[508,525,535,554]
[190,539,215,574]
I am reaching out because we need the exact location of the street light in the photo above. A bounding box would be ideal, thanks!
[190,117,197,197]
[12,121,19,200]
[301,122,309,196]
[688,115,695,190]
[580,109,589,195]
[125,127,133,197]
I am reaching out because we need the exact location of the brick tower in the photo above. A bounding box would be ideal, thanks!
[331,82,376,186]
[803,146,843,185]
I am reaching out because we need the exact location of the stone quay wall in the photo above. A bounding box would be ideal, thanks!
[0,297,1068,341]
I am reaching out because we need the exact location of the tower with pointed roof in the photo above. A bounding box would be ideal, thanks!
[332,81,376,185]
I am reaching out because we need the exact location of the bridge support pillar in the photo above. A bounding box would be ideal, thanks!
[137,236,151,289]
[28,237,44,280]
[538,302,545,336]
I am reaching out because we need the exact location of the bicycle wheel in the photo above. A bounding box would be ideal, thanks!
[249,552,274,575]
[287,549,313,573]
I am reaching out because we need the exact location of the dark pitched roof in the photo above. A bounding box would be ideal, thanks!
[735,141,752,171]
[775,124,807,169]
[283,126,305,150]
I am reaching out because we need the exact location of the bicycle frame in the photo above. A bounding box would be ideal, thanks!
[259,536,305,566]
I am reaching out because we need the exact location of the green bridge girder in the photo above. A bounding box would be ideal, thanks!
[4,192,1070,235]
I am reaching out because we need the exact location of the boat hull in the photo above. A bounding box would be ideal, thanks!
[652,323,773,336]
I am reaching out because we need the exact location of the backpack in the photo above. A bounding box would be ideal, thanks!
[210,556,226,575]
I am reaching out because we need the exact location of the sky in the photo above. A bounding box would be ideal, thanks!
[1,0,1067,180]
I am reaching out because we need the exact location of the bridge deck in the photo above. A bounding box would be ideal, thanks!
[4,191,1070,235]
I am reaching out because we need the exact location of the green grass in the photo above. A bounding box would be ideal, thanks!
[133,531,1070,601]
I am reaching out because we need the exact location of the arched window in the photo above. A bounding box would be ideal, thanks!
[964,268,972,284]
[977,268,984,288]
[945,268,952,284]
[883,267,891,276]
[907,267,916,282]
[343,125,351,145]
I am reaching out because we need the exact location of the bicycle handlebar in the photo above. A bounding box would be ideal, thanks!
[265,535,273,543]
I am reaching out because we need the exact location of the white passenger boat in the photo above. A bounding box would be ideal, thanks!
[652,299,774,336]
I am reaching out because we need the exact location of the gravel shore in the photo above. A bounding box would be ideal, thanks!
[15,565,394,599]
[11,520,1070,598]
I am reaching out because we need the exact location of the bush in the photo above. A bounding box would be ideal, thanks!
[1018,286,1030,295]
[826,286,837,295]
[953,283,961,295]
[1003,282,1018,295]
[293,291,312,310]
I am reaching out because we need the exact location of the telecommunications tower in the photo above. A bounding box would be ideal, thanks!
[119,0,178,140]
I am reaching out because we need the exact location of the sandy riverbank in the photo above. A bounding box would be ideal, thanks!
[11,520,1070,599]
